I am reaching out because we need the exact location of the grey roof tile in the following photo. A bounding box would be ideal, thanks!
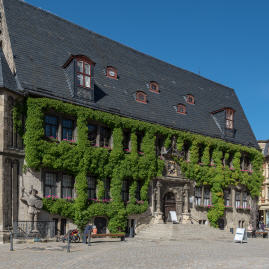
[2,0,258,148]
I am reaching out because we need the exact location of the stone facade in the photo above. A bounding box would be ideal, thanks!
[258,140,269,227]
[128,155,253,234]
[0,88,255,242]
[0,0,258,243]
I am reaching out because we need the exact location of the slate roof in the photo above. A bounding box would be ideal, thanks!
[2,0,258,148]
[0,48,18,91]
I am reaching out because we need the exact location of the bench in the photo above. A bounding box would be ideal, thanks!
[89,233,125,243]
[255,231,268,238]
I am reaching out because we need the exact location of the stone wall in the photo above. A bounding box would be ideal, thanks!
[0,0,16,73]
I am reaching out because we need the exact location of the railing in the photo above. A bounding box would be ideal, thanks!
[189,215,199,224]
[13,221,55,239]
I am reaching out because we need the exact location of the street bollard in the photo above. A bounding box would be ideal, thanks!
[10,230,14,251]
[67,231,70,253]
[88,231,91,246]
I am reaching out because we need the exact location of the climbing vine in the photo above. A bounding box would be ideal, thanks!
[18,97,264,230]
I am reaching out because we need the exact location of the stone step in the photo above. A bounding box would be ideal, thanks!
[135,223,234,241]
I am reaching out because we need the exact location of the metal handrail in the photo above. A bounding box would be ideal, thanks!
[189,215,199,223]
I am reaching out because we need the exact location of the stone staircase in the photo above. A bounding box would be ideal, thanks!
[135,223,234,242]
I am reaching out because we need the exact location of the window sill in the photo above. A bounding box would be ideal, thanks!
[194,205,213,210]
[236,207,251,211]
[88,198,112,203]
[62,139,77,145]
[46,136,59,143]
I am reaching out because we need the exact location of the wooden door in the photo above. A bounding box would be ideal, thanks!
[163,192,176,222]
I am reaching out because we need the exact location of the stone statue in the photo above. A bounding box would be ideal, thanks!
[21,186,43,232]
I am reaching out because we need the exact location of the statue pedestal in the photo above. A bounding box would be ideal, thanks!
[154,212,164,224]
[181,213,192,224]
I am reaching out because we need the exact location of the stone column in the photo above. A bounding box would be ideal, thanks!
[182,184,191,224]
[183,184,189,213]
[156,181,161,213]
[12,160,19,223]
[175,187,183,221]
[154,180,163,223]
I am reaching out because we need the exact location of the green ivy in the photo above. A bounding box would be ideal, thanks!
[20,97,264,230]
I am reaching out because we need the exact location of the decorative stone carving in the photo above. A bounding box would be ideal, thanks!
[183,184,190,213]
[20,186,43,232]
[175,187,183,221]
[182,184,191,224]
[166,160,178,177]
[154,181,163,223]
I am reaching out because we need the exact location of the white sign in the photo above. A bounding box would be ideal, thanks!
[234,228,247,243]
[169,211,179,224]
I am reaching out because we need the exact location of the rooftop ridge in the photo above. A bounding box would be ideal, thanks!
[14,0,234,92]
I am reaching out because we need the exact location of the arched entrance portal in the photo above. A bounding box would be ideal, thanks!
[163,192,176,222]
[94,217,107,234]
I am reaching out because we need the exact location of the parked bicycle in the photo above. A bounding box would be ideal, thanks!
[58,229,81,243]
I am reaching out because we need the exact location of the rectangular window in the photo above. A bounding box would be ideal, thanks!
[104,178,111,200]
[235,191,241,208]
[122,179,129,202]
[242,192,248,208]
[45,115,58,138]
[123,130,131,151]
[156,135,164,156]
[195,187,202,206]
[137,132,143,153]
[85,76,91,88]
[87,176,96,199]
[183,142,191,161]
[226,109,234,129]
[224,190,231,206]
[203,188,210,206]
[77,61,83,73]
[62,119,73,141]
[44,172,57,197]
[100,126,111,148]
[85,63,91,75]
[88,124,97,146]
[61,174,74,199]
[135,181,142,200]
[77,60,91,88]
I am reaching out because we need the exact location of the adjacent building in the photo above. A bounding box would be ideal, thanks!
[258,140,269,227]
[0,0,263,242]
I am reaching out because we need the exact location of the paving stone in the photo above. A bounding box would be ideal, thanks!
[0,234,269,268]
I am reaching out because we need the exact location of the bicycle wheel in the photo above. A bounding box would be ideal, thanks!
[71,234,80,243]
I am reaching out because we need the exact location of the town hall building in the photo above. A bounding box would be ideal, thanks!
[0,0,263,242]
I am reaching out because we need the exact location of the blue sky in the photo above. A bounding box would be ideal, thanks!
[25,0,269,140]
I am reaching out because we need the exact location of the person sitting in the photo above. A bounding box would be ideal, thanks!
[247,223,253,238]
[260,222,265,231]
[92,225,98,235]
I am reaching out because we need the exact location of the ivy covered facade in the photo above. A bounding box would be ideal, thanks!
[0,0,264,242]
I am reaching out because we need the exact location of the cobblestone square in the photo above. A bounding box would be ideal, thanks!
[1,237,269,269]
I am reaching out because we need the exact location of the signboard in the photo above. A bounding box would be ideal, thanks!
[169,211,179,224]
[234,228,247,243]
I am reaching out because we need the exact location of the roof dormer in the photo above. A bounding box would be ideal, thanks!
[63,55,96,101]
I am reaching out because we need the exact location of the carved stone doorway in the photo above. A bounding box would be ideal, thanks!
[163,192,176,222]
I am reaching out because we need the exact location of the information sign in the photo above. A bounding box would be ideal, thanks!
[169,211,179,224]
[234,228,247,243]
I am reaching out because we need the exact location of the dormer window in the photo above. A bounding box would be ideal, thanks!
[106,66,117,79]
[177,104,186,114]
[225,108,234,129]
[149,81,159,93]
[136,91,147,104]
[77,59,92,88]
[186,94,195,104]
